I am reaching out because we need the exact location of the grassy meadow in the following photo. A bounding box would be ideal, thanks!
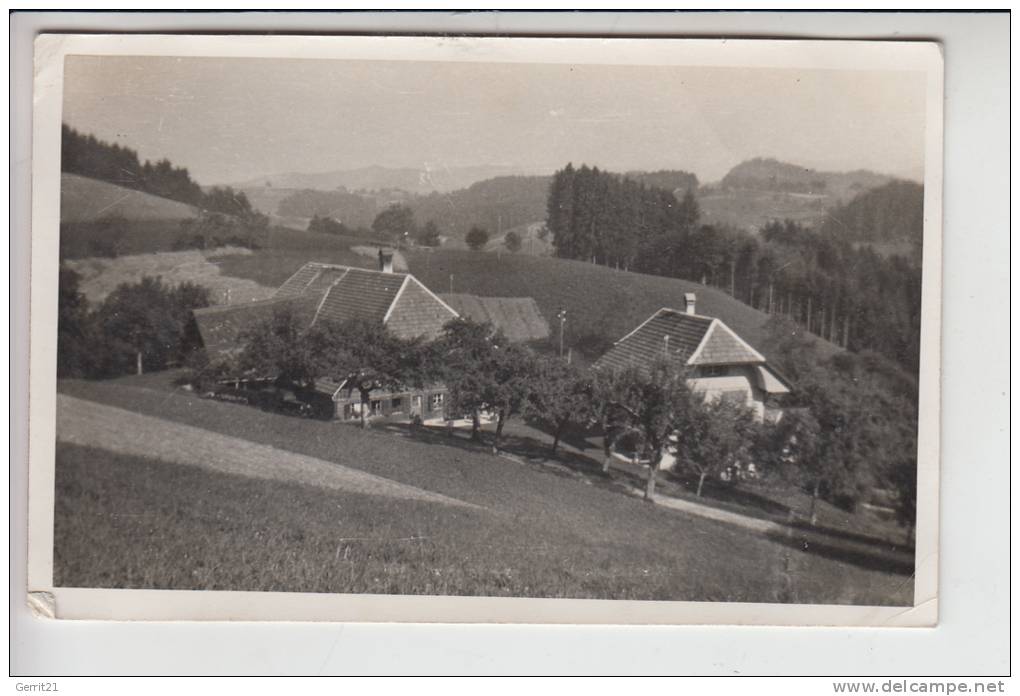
[55,375,912,604]
[60,172,201,223]
[405,247,783,358]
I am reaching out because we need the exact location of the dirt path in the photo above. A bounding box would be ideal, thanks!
[57,394,476,509]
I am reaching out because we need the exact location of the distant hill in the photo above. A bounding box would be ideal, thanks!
[61,173,201,223]
[274,188,380,229]
[408,175,551,244]
[625,169,699,194]
[720,157,893,201]
[696,158,898,232]
[228,164,537,195]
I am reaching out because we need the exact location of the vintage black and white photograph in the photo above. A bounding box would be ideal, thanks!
[28,35,942,624]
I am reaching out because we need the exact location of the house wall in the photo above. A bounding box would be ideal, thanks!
[687,364,767,421]
[333,387,448,422]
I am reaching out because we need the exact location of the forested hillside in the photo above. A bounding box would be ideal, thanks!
[276,189,379,229]
[624,169,699,194]
[820,180,924,249]
[546,163,924,375]
[407,176,551,242]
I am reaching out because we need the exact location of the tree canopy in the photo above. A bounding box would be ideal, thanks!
[503,230,522,253]
[418,220,442,247]
[465,226,489,251]
[91,276,210,376]
[372,205,417,246]
[593,360,700,499]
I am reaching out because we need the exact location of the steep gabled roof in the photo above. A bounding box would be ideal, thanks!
[440,294,550,343]
[195,262,458,355]
[276,261,458,340]
[315,268,406,325]
[386,277,459,341]
[689,319,766,366]
[594,308,765,372]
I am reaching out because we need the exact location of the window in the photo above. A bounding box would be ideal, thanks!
[430,393,445,409]
[702,365,728,377]
[391,397,402,409]
[371,400,382,415]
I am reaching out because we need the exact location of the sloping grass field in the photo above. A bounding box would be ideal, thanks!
[61,173,201,223]
[55,375,912,605]
[405,248,780,357]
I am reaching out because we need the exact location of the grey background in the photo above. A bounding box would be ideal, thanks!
[10,11,1010,676]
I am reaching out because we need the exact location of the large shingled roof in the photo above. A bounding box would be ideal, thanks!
[192,296,317,357]
[440,294,550,343]
[194,261,459,354]
[594,308,766,373]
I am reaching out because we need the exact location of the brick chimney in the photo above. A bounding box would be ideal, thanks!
[378,248,395,273]
[684,292,696,315]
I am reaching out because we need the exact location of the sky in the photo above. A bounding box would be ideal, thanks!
[62,55,927,186]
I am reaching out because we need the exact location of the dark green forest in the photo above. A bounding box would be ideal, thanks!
[546,163,924,375]
[819,179,925,247]
[624,169,699,193]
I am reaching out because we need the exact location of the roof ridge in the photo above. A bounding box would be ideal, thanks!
[193,297,290,315]
[659,306,714,322]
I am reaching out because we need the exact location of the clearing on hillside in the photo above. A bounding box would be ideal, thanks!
[63,247,276,305]
[61,173,201,223]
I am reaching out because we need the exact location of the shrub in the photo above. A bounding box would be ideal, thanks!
[465,226,489,251]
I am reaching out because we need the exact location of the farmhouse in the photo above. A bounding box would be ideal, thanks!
[595,293,792,423]
[192,250,549,423]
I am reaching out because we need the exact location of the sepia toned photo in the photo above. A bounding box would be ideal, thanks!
[27,35,942,625]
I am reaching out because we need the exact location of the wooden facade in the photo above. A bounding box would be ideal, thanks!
[311,378,450,423]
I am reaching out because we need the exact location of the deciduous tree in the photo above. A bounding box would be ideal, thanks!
[673,396,758,498]
[465,226,489,251]
[372,205,417,247]
[524,357,592,455]
[93,277,210,376]
[418,220,442,247]
[57,267,95,378]
[503,230,522,253]
[594,360,698,499]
